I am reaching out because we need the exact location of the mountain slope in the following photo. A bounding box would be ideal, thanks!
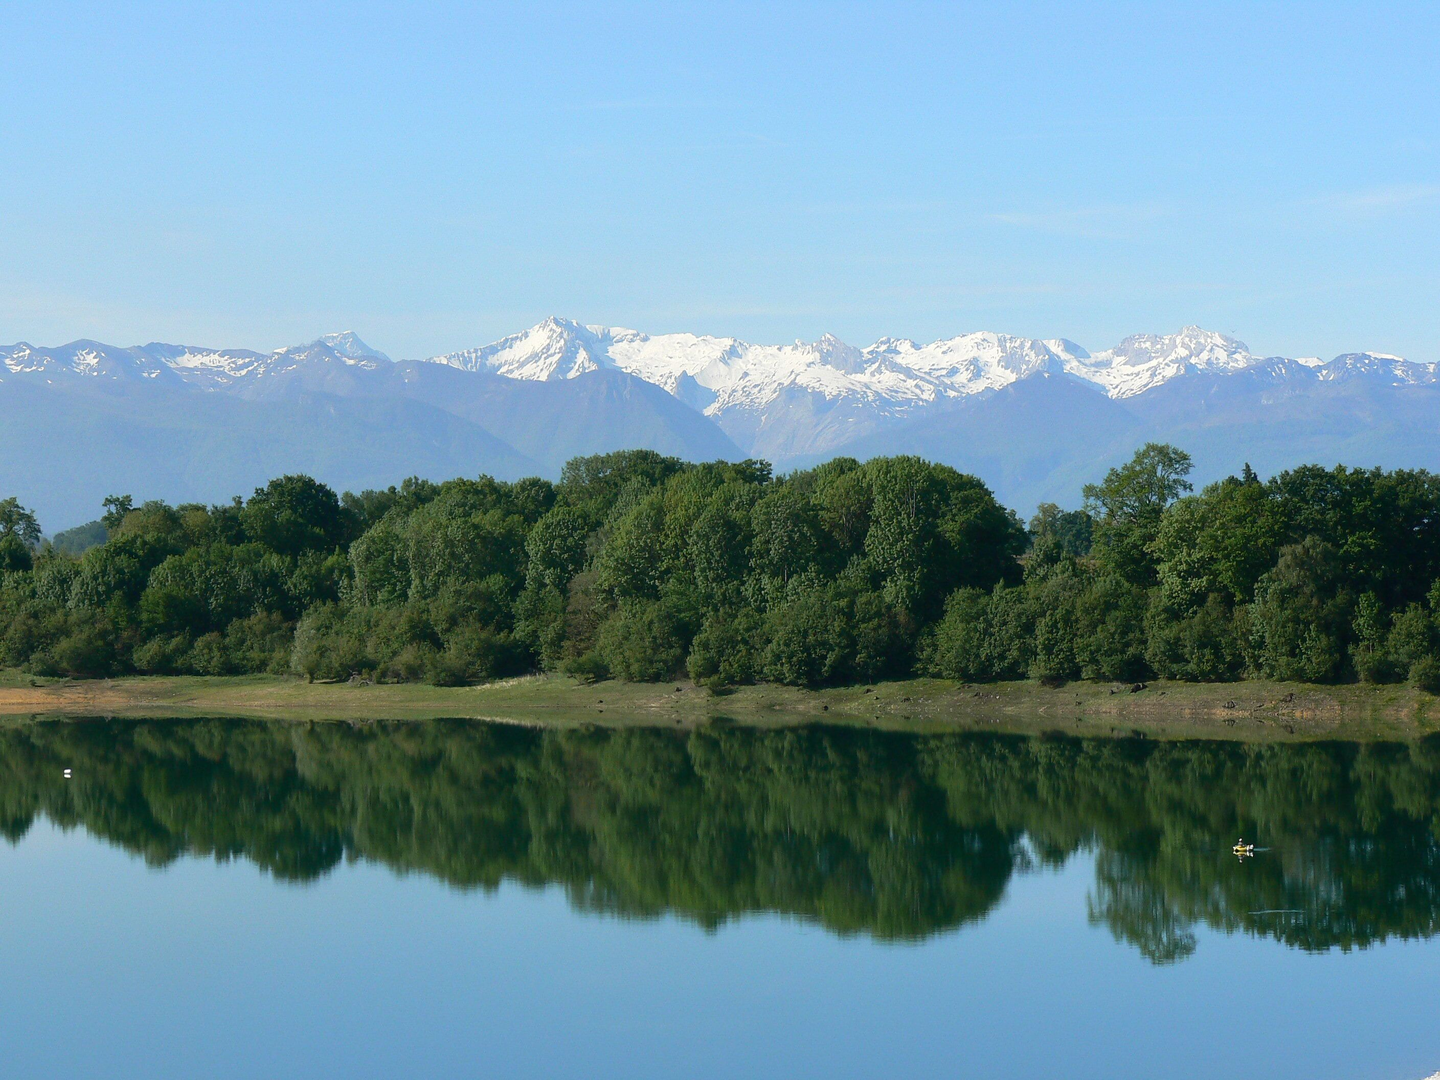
[0,377,541,531]
[4,322,1438,528]
[817,374,1146,509]
[821,358,1440,510]
[0,333,739,529]
[364,362,743,473]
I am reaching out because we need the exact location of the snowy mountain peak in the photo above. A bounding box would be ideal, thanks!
[317,331,390,363]
[436,317,607,380]
[5,321,1432,437]
[813,333,867,374]
[1320,352,1439,385]
[1067,326,1259,397]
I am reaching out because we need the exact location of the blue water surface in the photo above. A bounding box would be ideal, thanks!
[1,720,1438,1079]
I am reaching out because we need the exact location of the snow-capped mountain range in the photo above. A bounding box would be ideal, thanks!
[4,319,1440,531]
[5,318,1431,418]
[0,331,390,389]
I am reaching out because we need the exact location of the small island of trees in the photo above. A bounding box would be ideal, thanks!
[3,444,1440,692]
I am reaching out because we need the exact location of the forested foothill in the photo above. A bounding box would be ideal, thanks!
[3,444,1440,692]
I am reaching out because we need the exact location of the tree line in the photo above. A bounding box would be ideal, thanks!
[3,444,1440,689]
[5,718,1440,958]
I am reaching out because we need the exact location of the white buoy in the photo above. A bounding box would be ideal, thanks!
[63,768,72,779]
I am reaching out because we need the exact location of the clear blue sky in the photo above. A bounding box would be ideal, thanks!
[2,2,1437,361]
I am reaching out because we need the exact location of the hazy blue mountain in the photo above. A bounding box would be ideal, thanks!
[0,334,739,530]
[221,355,742,475]
[0,377,540,532]
[4,323,1437,529]
[806,374,1145,510]
[812,361,1440,511]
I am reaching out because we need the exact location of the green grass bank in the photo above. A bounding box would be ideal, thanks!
[2,669,1437,741]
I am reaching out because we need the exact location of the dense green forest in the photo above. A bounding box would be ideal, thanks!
[5,718,1440,959]
[3,444,1440,689]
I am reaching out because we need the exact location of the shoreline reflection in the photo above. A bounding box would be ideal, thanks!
[3,719,1439,963]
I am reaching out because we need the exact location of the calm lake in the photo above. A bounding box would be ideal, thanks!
[2,719,1439,1079]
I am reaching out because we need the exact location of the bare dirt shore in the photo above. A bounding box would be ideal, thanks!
[1,671,1436,741]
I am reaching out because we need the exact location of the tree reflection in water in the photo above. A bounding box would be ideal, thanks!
[2,719,1439,963]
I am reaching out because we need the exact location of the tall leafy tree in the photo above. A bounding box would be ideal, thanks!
[1084,443,1193,586]
[241,475,347,557]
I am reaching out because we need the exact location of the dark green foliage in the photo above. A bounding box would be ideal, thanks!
[558,449,685,523]
[101,495,133,532]
[241,475,349,556]
[919,585,1032,682]
[596,601,688,682]
[559,649,609,683]
[686,608,763,689]
[762,584,854,687]
[1243,539,1351,682]
[290,603,370,682]
[1084,442,1194,586]
[1145,593,1244,681]
[0,534,31,574]
[1028,503,1093,561]
[1410,657,1440,694]
[1386,604,1437,681]
[4,448,1440,689]
[339,477,442,533]
[0,497,42,549]
[1073,574,1151,681]
[0,498,41,573]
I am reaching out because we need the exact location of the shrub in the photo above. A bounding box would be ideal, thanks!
[560,650,610,683]
[920,585,1031,682]
[687,608,763,689]
[596,602,686,682]
[1410,657,1440,695]
[47,623,119,678]
[762,586,853,688]
[225,612,293,675]
[187,632,232,676]
[1146,594,1243,682]
[1243,539,1349,683]
[290,604,371,682]
[1385,604,1436,681]
[133,634,191,675]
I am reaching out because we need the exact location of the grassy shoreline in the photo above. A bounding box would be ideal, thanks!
[1,669,1436,740]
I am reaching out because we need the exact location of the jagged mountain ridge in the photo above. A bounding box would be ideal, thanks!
[6,321,1430,407]
[426,316,1434,403]
[0,330,739,529]
[3,321,1438,530]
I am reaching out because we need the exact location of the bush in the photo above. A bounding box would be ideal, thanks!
[1075,576,1150,682]
[762,586,853,688]
[427,626,525,685]
[1243,539,1349,683]
[187,632,232,676]
[382,643,435,683]
[1410,657,1440,695]
[133,634,191,675]
[560,650,610,683]
[1351,646,1400,685]
[1146,594,1243,682]
[47,623,119,678]
[0,534,32,574]
[1385,604,1436,680]
[225,612,294,675]
[687,608,763,689]
[596,602,686,682]
[290,604,371,682]
[920,585,1031,682]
